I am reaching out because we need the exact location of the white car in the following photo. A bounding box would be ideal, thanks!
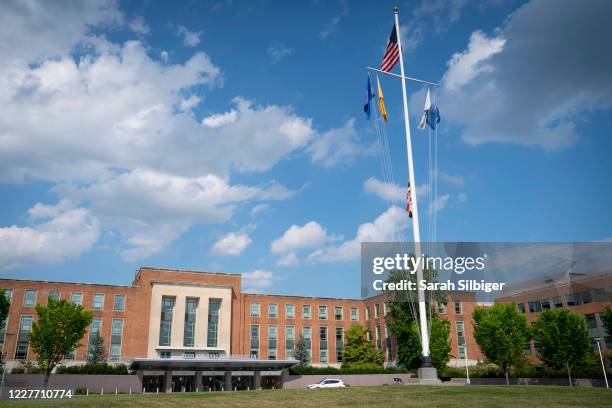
[306,379,347,389]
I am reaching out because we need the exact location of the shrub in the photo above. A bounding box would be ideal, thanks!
[56,363,129,375]
[74,387,88,395]
[288,365,410,375]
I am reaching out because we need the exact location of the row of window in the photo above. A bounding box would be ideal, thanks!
[248,324,391,362]
[250,303,361,321]
[159,296,221,348]
[1,315,124,361]
[2,288,126,312]
[437,300,464,315]
[517,288,608,314]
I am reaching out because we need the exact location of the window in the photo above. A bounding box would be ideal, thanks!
[71,292,83,306]
[268,303,277,318]
[3,289,12,304]
[319,327,328,362]
[302,304,311,319]
[87,318,102,360]
[579,291,592,305]
[250,325,260,358]
[517,303,526,313]
[48,291,60,301]
[593,288,606,302]
[384,303,388,316]
[454,300,462,315]
[114,295,126,311]
[23,290,36,307]
[334,306,343,321]
[286,325,295,359]
[15,316,33,359]
[335,327,344,362]
[376,325,382,350]
[375,304,380,318]
[184,352,195,359]
[92,293,105,310]
[268,325,277,360]
[159,296,174,346]
[285,304,295,319]
[350,307,358,321]
[303,326,312,353]
[528,300,541,313]
[318,305,327,320]
[456,321,466,359]
[184,298,198,347]
[160,351,171,359]
[541,299,551,310]
[0,316,7,353]
[365,306,371,320]
[250,302,260,317]
[552,296,563,308]
[65,349,75,360]
[565,293,577,306]
[109,319,123,361]
[207,298,221,348]
[437,302,446,314]
[585,314,598,338]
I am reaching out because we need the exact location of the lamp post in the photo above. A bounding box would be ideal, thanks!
[594,337,609,389]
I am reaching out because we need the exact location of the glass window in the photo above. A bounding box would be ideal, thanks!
[3,289,12,304]
[114,295,125,311]
[23,290,36,307]
[318,305,327,320]
[303,326,312,352]
[456,321,465,350]
[268,325,277,360]
[335,327,344,362]
[319,327,328,362]
[250,325,259,358]
[593,288,606,302]
[366,306,371,320]
[580,291,592,305]
[160,351,171,359]
[552,296,563,308]
[268,303,277,318]
[302,304,311,319]
[87,318,102,360]
[334,306,343,321]
[48,291,60,301]
[350,307,358,321]
[286,325,295,359]
[250,302,260,317]
[541,299,551,310]
[109,319,123,361]
[517,303,526,313]
[375,325,382,350]
[184,298,198,347]
[92,294,104,310]
[375,304,380,318]
[285,304,295,319]
[585,314,598,338]
[71,292,83,306]
[159,296,174,346]
[207,298,221,348]
[454,300,462,314]
[437,302,446,314]
[528,300,542,313]
[565,293,577,306]
[15,316,33,359]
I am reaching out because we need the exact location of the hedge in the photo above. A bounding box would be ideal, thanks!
[288,365,411,375]
[56,363,129,375]
[441,363,610,379]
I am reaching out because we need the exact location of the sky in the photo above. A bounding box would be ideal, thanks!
[1,0,611,298]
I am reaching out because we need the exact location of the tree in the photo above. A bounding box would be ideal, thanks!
[602,305,612,339]
[532,309,592,386]
[29,299,93,387]
[87,334,107,364]
[0,289,11,364]
[293,334,310,365]
[472,303,530,385]
[341,325,384,369]
[429,317,451,370]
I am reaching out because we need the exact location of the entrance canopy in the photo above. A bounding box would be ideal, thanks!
[129,357,298,372]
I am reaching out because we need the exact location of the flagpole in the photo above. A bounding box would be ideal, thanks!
[393,5,434,371]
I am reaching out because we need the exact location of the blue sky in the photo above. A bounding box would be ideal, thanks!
[1,0,611,298]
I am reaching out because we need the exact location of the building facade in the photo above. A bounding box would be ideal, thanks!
[0,267,482,371]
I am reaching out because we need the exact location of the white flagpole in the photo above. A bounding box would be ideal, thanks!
[393,5,432,365]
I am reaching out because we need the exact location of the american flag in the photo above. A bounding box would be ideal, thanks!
[381,24,400,72]
[406,183,413,218]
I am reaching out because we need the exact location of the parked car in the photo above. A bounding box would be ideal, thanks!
[306,379,347,389]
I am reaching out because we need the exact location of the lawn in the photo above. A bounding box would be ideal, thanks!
[1,385,610,408]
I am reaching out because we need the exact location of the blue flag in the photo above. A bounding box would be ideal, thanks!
[364,73,373,119]
[418,88,441,130]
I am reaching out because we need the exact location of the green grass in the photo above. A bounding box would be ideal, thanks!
[1,385,610,408]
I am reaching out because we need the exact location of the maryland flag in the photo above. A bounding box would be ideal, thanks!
[406,183,413,218]
[376,75,388,122]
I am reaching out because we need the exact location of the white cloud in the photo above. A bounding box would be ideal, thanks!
[363,177,429,203]
[271,221,331,254]
[211,232,252,256]
[177,25,201,47]
[431,194,450,212]
[129,16,150,35]
[319,2,349,39]
[277,251,298,267]
[308,206,409,262]
[160,50,169,62]
[242,269,274,292]
[307,118,370,167]
[250,203,270,217]
[267,42,293,64]
[202,110,238,128]
[436,0,612,150]
[179,95,201,112]
[0,201,99,271]
[457,192,467,203]
[435,170,464,187]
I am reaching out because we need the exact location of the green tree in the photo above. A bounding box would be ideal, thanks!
[0,289,11,363]
[532,309,592,386]
[29,299,93,387]
[429,317,451,370]
[87,334,107,364]
[602,305,612,338]
[472,303,530,385]
[293,334,310,365]
[341,325,384,369]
